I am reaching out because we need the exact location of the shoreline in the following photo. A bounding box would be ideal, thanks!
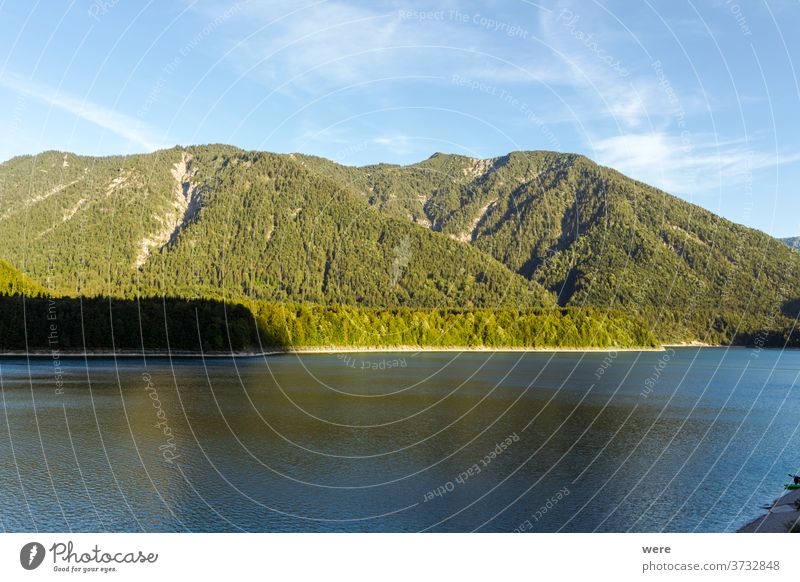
[0,345,671,358]
[2,344,787,359]
[0,344,785,359]
[737,487,800,533]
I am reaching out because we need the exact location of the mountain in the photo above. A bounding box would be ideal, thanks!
[781,236,800,250]
[0,147,552,309]
[299,151,800,343]
[1,146,798,345]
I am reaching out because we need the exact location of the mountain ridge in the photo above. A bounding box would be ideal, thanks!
[781,236,800,250]
[1,144,798,346]
[296,148,800,342]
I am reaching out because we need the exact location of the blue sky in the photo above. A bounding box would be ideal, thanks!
[1,0,799,236]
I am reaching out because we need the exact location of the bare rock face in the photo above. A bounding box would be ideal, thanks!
[781,236,800,250]
[462,157,499,179]
[135,151,203,268]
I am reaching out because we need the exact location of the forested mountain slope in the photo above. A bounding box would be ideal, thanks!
[0,149,184,296]
[1,145,797,344]
[0,147,553,309]
[302,151,800,342]
[0,259,47,296]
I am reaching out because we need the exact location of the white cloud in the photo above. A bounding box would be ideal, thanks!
[206,0,562,96]
[0,74,168,151]
[590,131,800,194]
[223,1,419,91]
[371,135,419,156]
[186,0,799,206]
[535,1,666,129]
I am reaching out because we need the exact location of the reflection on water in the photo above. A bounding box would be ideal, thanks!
[1,348,798,532]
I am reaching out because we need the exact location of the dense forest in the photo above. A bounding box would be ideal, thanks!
[0,147,552,308]
[0,295,659,352]
[0,295,259,352]
[301,150,800,344]
[0,250,659,352]
[0,259,48,297]
[0,145,798,349]
[247,302,659,349]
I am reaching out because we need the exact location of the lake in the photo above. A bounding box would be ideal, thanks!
[1,348,798,532]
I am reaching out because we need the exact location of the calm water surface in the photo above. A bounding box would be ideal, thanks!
[1,348,798,532]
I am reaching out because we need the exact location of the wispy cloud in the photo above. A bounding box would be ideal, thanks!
[186,0,799,207]
[525,1,800,197]
[205,0,538,94]
[590,131,800,194]
[371,135,421,156]
[223,1,416,91]
[535,1,668,129]
[0,73,168,151]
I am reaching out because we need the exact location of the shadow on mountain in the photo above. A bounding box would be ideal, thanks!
[2,292,797,353]
[730,328,799,348]
[781,298,800,319]
[719,302,800,348]
[0,294,285,353]
[0,293,670,352]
